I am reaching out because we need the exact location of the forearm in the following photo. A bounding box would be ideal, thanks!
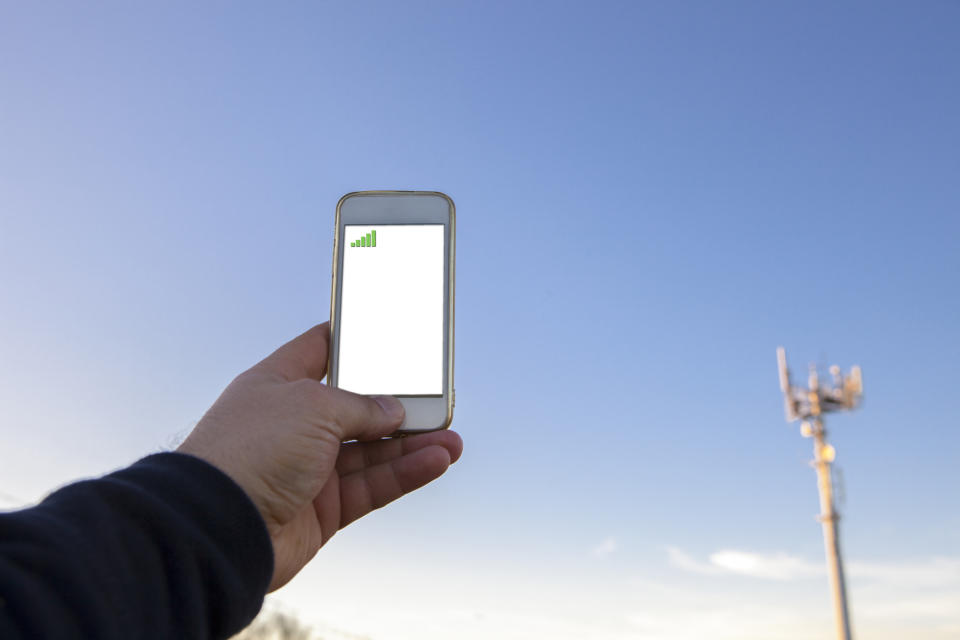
[0,453,272,640]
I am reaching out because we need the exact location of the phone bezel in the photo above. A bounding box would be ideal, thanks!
[328,191,455,433]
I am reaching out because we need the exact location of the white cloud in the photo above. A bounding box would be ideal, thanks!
[590,536,618,558]
[709,550,823,580]
[666,548,960,584]
[666,546,821,580]
[665,547,960,636]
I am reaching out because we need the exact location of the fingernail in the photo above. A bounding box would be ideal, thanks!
[373,395,404,421]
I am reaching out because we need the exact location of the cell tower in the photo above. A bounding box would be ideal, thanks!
[777,347,863,640]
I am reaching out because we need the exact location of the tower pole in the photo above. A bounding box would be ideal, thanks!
[808,372,852,640]
[812,418,853,640]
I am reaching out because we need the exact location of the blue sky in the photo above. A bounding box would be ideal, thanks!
[1,2,958,638]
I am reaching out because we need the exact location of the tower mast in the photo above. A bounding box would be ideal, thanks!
[777,347,862,640]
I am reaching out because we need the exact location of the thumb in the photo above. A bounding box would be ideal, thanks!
[299,380,405,441]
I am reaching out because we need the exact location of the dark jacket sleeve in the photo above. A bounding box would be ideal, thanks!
[0,452,273,640]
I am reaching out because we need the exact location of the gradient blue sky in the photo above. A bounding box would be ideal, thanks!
[1,2,958,638]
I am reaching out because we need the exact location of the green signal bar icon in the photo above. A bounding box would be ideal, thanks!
[350,230,376,248]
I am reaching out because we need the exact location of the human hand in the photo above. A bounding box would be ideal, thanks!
[176,323,462,591]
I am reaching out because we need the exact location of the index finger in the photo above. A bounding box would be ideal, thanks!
[255,323,330,381]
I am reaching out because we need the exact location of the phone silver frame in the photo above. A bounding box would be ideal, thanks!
[328,190,455,433]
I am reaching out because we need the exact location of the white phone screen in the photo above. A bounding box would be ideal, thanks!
[337,224,444,395]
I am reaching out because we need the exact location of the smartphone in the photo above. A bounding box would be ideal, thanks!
[328,191,455,433]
